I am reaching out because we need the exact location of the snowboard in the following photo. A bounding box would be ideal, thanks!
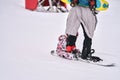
[50,50,115,67]
[51,35,115,67]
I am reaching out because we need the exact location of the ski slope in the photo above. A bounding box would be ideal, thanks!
[0,0,120,80]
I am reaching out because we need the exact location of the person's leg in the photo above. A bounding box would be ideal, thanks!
[74,6,96,59]
[65,6,81,52]
[65,6,81,36]
[81,23,92,59]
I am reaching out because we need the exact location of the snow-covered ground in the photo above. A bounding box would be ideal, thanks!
[0,0,120,80]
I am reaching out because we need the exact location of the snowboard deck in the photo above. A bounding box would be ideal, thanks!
[51,50,115,67]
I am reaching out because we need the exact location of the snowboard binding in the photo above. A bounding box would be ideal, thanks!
[86,49,103,62]
[55,35,81,60]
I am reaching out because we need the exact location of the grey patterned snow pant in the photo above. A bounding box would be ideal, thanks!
[65,6,97,38]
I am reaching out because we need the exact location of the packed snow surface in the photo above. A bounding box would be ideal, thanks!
[0,0,120,80]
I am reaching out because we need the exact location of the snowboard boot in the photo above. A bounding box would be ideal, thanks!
[66,35,77,53]
[81,37,102,62]
[81,47,89,59]
[81,34,92,59]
